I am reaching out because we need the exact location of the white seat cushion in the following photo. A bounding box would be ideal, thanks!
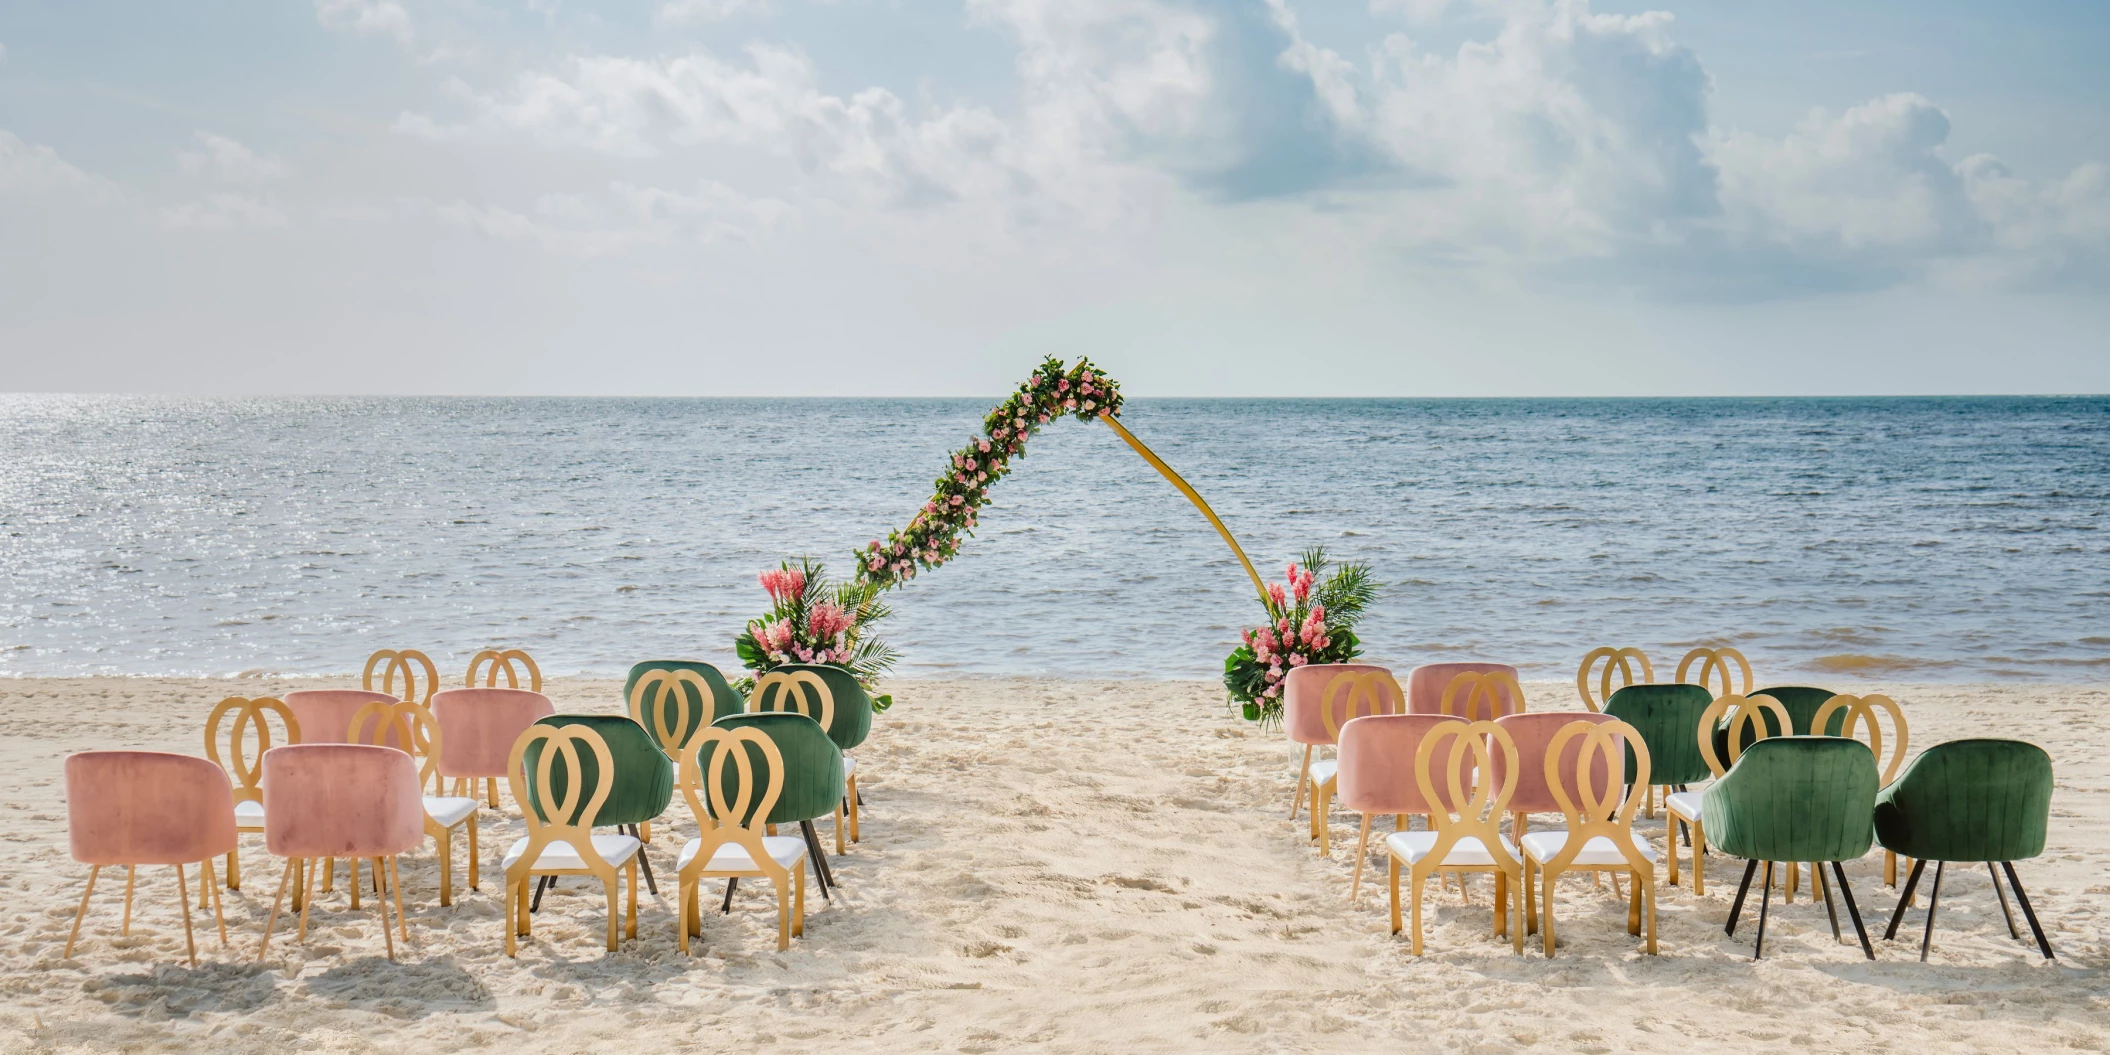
[500,833,642,872]
[1307,758,1339,788]
[1384,830,1519,867]
[1665,791,1704,821]
[1519,831,1660,866]
[423,795,479,828]
[234,800,265,825]
[676,834,807,873]
[843,755,857,778]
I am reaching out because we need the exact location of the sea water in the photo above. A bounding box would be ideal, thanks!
[0,395,2104,682]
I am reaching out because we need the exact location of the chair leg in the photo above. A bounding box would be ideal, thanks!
[298,856,319,941]
[604,876,620,952]
[468,814,479,891]
[376,860,396,963]
[1691,821,1706,896]
[1541,868,1558,957]
[1885,858,1927,940]
[438,828,453,907]
[1989,862,2020,940]
[1753,861,1774,960]
[799,820,835,899]
[1409,866,1426,956]
[348,858,361,910]
[226,847,240,891]
[199,856,214,910]
[722,877,739,914]
[291,857,305,912]
[775,877,791,952]
[794,858,807,937]
[1667,820,1680,888]
[1523,858,1537,937]
[627,859,639,939]
[835,804,847,855]
[1350,815,1373,901]
[121,866,136,936]
[1832,862,1875,960]
[1918,860,1947,962]
[504,879,517,958]
[488,777,499,809]
[63,865,99,960]
[1387,856,1402,935]
[1289,745,1311,820]
[175,864,198,967]
[1314,780,1335,855]
[677,879,693,955]
[2001,862,2056,960]
[1817,862,1841,942]
[391,857,408,943]
[258,858,292,961]
[1643,873,1658,955]
[207,859,228,947]
[531,874,550,912]
[847,772,861,842]
[1726,859,1758,936]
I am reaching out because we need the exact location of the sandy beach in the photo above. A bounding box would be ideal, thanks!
[3,676,2106,1053]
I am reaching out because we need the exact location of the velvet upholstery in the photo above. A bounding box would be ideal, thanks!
[260,744,426,858]
[1874,738,2051,863]
[709,712,845,826]
[752,664,873,752]
[624,660,744,750]
[522,715,675,827]
[430,687,554,780]
[1493,712,1620,815]
[283,689,404,745]
[65,751,238,865]
[1701,737,1877,864]
[1283,664,1400,747]
[1405,662,1521,716]
[1336,714,1462,814]
[1602,683,1715,786]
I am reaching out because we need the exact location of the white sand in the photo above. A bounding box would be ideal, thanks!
[1,677,2106,1052]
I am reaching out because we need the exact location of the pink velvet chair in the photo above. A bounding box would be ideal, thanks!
[1283,663,1402,855]
[255,744,427,962]
[63,751,238,966]
[284,689,404,744]
[430,687,555,809]
[1493,712,1620,841]
[1406,662,1523,717]
[1336,714,1463,899]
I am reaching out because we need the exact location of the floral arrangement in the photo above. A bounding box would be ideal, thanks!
[855,355,1123,589]
[1223,547,1379,726]
[733,558,900,711]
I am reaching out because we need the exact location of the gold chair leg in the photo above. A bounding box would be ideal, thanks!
[291,857,306,912]
[1314,781,1334,855]
[775,878,791,951]
[1626,868,1641,935]
[376,861,396,963]
[207,859,228,947]
[175,864,198,967]
[1644,874,1659,955]
[121,865,137,936]
[604,877,621,951]
[794,861,806,937]
[1524,858,1538,937]
[677,879,692,955]
[626,861,638,939]
[438,829,453,907]
[1289,745,1311,820]
[835,804,846,854]
[468,814,480,891]
[64,865,101,959]
[1409,868,1427,956]
[391,857,408,943]
[1387,856,1403,935]
[258,858,293,961]
[1542,869,1558,957]
[199,855,214,910]
[298,856,319,941]
[1692,821,1707,896]
[504,880,517,958]
[1667,821,1681,888]
[1349,815,1373,901]
[348,858,361,910]
[487,777,499,809]
[847,773,861,842]
[226,847,240,891]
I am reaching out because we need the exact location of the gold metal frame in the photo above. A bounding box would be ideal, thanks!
[1302,669,1403,856]
[204,696,300,895]
[363,648,440,707]
[1674,693,1791,897]
[502,724,638,956]
[1812,692,1912,885]
[1101,414,1267,605]
[1576,647,1653,713]
[467,648,543,692]
[1438,670,1526,721]
[1524,719,1657,956]
[674,726,806,953]
[630,669,713,756]
[1675,646,1754,699]
[65,859,226,968]
[349,700,478,906]
[749,669,855,853]
[1388,719,1523,955]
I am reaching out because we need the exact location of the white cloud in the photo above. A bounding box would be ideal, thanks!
[315,0,414,47]
[178,132,291,184]
[0,130,119,200]
[433,180,795,254]
[656,0,775,25]
[160,192,291,231]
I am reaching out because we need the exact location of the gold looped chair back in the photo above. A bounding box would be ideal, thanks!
[631,669,713,756]
[1697,693,1793,776]
[1675,646,1754,699]
[1438,670,1525,722]
[1811,693,1910,785]
[1576,647,1653,712]
[205,696,301,809]
[348,699,441,793]
[749,670,836,732]
[1318,669,1402,740]
[362,649,440,706]
[468,649,542,692]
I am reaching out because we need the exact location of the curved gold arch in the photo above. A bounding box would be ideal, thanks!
[1101,414,1268,606]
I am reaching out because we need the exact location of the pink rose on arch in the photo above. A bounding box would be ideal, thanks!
[1289,654,1308,667]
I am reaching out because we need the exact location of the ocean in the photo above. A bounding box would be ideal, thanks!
[1,395,2104,683]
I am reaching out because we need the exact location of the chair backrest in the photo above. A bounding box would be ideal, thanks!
[65,751,237,866]
[1675,646,1753,698]
[1537,719,1653,872]
[362,648,440,707]
[1492,711,1619,815]
[710,712,845,826]
[1811,693,1910,785]
[630,668,713,757]
[283,689,403,746]
[625,661,742,749]
[261,743,426,859]
[204,696,301,806]
[505,724,624,878]
[678,725,785,834]
[1335,714,1465,815]
[1705,736,1878,863]
[749,669,835,730]
[754,664,873,752]
[522,715,674,827]
[349,699,443,795]
[1873,738,2050,863]
[1577,646,1653,712]
[1436,670,1526,721]
[1697,692,1794,777]
[1406,663,1519,715]
[429,687,555,780]
[467,648,542,692]
[1412,720,1522,872]
[1601,683,1715,786]
[1749,685,1841,736]
[1283,664,1401,746]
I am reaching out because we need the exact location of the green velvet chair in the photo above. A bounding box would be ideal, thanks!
[751,664,874,851]
[1877,738,2055,961]
[523,714,675,905]
[1713,686,1846,760]
[1701,736,1879,959]
[624,660,743,753]
[709,711,846,907]
[1603,683,1714,818]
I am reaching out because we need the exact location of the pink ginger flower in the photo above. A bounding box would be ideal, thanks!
[1267,582,1286,609]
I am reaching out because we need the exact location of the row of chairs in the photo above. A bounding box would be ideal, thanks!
[1286,654,2058,961]
[60,651,876,965]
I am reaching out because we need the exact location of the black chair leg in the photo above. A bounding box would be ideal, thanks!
[530,874,551,912]
[799,820,834,900]
[1919,861,1945,962]
[721,878,737,915]
[1816,861,1842,942]
[1753,861,1774,959]
[1726,859,1759,936]
[1884,858,1927,940]
[1988,862,2019,940]
[625,824,658,895]
[1831,862,1875,960]
[2002,861,2056,960]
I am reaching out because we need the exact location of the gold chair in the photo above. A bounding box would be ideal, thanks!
[1520,719,1659,956]
[1576,647,1652,712]
[500,723,642,955]
[203,696,300,899]
[1386,719,1524,955]
[363,648,440,706]
[749,670,855,853]
[1812,693,1911,886]
[1675,646,1754,698]
[1664,693,1790,895]
[674,725,809,953]
[468,648,543,692]
[1294,668,1403,856]
[349,700,481,906]
[631,668,715,843]
[1438,670,1526,721]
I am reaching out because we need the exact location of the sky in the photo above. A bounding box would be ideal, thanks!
[0,0,2105,397]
